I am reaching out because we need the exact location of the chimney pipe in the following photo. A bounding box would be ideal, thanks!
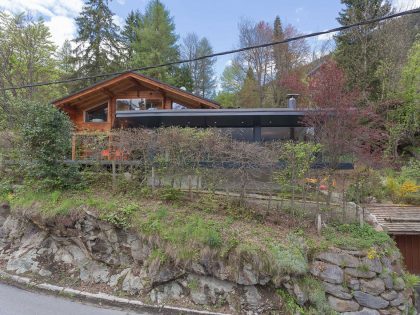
[287,94,299,109]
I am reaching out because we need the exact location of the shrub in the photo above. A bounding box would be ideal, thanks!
[299,276,335,315]
[277,289,305,314]
[269,233,308,275]
[403,273,420,289]
[15,100,81,190]
[159,186,183,201]
[346,166,385,203]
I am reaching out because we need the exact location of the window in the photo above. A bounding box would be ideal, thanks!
[85,103,108,122]
[116,98,162,111]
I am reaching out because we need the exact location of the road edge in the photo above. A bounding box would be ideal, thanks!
[0,270,230,315]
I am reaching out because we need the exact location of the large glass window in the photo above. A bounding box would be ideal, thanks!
[116,98,162,111]
[85,103,108,122]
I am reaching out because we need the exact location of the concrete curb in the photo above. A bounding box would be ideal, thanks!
[0,270,230,315]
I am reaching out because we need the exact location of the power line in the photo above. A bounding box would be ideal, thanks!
[1,7,419,91]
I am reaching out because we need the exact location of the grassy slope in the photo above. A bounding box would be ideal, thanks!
[4,183,399,315]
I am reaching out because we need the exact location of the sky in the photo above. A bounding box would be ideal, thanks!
[0,0,419,77]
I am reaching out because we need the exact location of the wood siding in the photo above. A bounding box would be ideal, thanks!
[394,235,420,274]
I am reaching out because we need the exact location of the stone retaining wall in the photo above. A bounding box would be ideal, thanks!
[0,204,416,314]
[309,249,414,314]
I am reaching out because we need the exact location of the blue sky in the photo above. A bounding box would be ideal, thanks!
[0,0,418,77]
[109,0,344,75]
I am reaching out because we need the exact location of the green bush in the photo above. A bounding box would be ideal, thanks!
[269,233,308,275]
[346,167,385,203]
[15,100,81,190]
[277,289,305,314]
[159,186,183,201]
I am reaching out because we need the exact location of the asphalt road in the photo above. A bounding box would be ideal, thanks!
[0,283,151,315]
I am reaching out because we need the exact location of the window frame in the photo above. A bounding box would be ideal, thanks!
[84,102,109,123]
[116,97,164,111]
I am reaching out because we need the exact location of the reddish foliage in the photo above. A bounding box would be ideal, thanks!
[304,60,388,167]
[279,71,307,95]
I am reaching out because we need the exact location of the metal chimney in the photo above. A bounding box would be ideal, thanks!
[287,94,299,109]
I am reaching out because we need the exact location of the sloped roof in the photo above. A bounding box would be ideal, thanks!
[52,71,220,109]
[367,204,420,235]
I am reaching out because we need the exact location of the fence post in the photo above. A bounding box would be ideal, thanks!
[359,207,364,227]
[71,134,77,161]
[151,166,156,191]
[317,214,322,235]
[188,175,193,200]
[112,159,116,189]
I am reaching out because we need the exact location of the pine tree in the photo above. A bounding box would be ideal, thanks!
[122,10,143,64]
[131,0,179,81]
[73,0,123,85]
[238,68,260,108]
[57,40,74,77]
[335,0,392,100]
[272,16,289,105]
[273,16,289,78]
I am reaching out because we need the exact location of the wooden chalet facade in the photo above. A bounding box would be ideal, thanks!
[53,71,220,134]
[53,71,320,162]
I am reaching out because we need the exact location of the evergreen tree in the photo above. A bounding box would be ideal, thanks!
[73,0,123,85]
[237,68,260,108]
[57,40,75,76]
[273,16,289,78]
[122,9,143,64]
[131,0,179,81]
[335,0,392,100]
[168,65,193,90]
[272,16,289,105]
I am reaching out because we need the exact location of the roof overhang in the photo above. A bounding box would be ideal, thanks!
[115,108,311,128]
[52,72,220,109]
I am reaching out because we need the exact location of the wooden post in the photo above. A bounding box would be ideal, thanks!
[359,207,364,227]
[71,134,77,161]
[108,133,113,161]
[112,159,116,189]
[151,166,156,191]
[317,214,322,235]
[188,175,193,200]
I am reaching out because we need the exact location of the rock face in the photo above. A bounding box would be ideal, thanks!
[0,209,415,315]
[0,212,280,314]
[310,248,414,315]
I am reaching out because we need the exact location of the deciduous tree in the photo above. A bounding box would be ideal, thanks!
[181,33,217,98]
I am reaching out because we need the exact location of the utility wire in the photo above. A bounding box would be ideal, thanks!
[1,7,419,91]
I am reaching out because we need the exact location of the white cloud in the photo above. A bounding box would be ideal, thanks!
[295,7,303,14]
[0,0,83,47]
[317,31,337,41]
[116,0,126,4]
[45,15,77,48]
[112,15,124,28]
[0,0,83,17]
[391,0,420,10]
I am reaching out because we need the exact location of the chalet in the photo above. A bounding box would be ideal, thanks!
[53,71,313,160]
